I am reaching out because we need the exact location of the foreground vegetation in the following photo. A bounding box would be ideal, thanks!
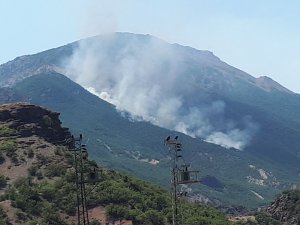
[0,141,232,225]
[1,109,299,224]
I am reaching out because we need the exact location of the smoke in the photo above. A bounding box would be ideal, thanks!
[64,33,258,150]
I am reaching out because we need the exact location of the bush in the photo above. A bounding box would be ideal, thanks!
[0,153,5,164]
[40,203,68,225]
[0,140,17,154]
[255,212,281,225]
[143,209,165,225]
[28,166,38,176]
[0,206,7,218]
[0,125,16,136]
[90,220,101,225]
[16,210,27,222]
[45,164,66,178]
[0,206,8,225]
[27,148,34,158]
[36,153,48,164]
[10,154,19,164]
[0,176,7,189]
[36,171,44,180]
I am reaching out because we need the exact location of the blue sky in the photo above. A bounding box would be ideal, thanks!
[1,0,300,92]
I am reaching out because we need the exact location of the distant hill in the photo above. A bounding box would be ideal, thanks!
[0,32,299,208]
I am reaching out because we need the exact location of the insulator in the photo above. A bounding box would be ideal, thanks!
[176,143,182,151]
[82,150,88,160]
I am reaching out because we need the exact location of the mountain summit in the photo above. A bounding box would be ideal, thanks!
[0,33,292,94]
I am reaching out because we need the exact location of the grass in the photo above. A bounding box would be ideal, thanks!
[0,125,16,136]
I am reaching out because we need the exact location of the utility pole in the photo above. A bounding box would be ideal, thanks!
[68,134,101,225]
[164,136,199,225]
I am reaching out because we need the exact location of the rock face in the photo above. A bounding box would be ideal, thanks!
[0,103,74,224]
[0,103,71,144]
[266,190,300,225]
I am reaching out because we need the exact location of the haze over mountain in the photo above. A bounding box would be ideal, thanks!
[0,33,293,150]
[0,32,300,207]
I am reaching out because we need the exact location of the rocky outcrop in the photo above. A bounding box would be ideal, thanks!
[266,190,300,225]
[0,102,71,144]
[255,76,293,94]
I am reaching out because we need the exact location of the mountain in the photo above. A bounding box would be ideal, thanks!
[0,32,300,208]
[0,103,233,225]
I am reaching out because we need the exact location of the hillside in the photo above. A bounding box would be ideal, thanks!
[0,32,299,208]
[4,72,298,208]
[0,103,233,225]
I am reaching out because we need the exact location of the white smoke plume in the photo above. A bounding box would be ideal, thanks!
[65,33,258,150]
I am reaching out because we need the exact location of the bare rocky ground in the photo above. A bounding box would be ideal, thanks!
[0,103,72,224]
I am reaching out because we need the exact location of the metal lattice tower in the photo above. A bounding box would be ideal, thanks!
[164,136,200,225]
[69,134,89,225]
[68,134,101,225]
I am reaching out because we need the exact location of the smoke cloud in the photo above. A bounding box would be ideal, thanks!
[64,33,258,150]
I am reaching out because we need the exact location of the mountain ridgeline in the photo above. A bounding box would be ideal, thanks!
[0,32,300,208]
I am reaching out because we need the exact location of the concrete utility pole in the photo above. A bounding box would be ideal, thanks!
[164,136,199,225]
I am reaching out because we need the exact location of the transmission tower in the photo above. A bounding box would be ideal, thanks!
[68,134,101,225]
[164,136,199,225]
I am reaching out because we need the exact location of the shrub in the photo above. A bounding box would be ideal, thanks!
[40,203,68,225]
[0,175,7,189]
[36,153,48,164]
[36,171,44,180]
[0,140,17,154]
[0,153,5,164]
[0,206,8,225]
[255,212,281,225]
[42,115,53,127]
[0,125,16,136]
[28,166,38,176]
[10,154,19,164]
[16,210,27,222]
[54,147,64,156]
[27,148,34,158]
[45,164,66,178]
[90,220,101,225]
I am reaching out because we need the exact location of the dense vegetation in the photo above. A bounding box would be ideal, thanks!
[3,141,297,225]
[0,141,232,225]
